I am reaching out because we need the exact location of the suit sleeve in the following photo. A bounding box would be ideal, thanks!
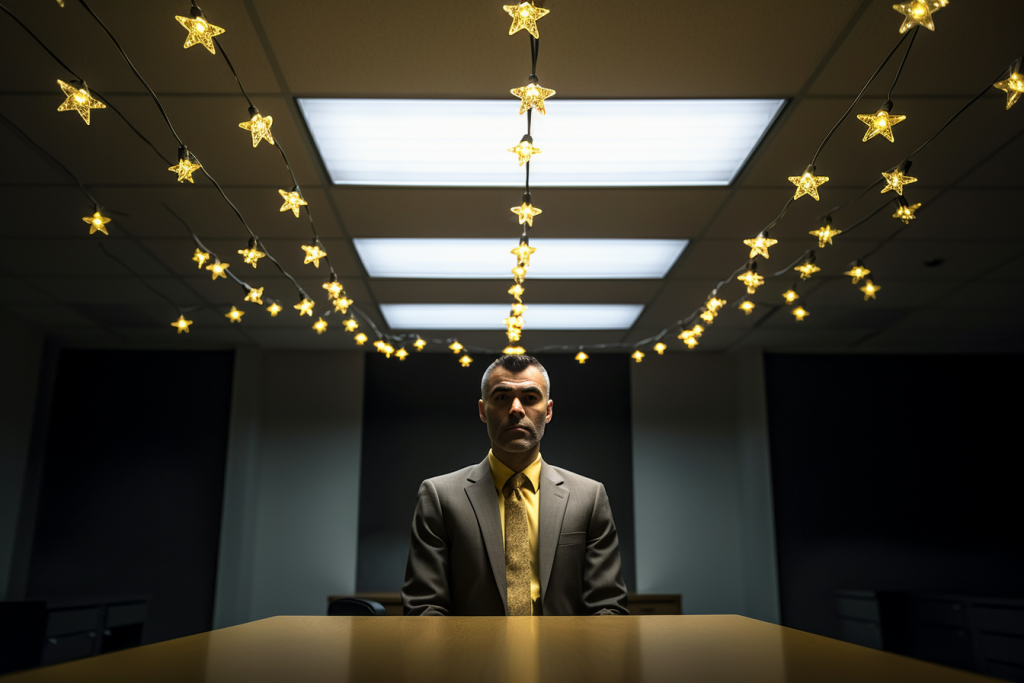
[582,483,629,615]
[401,479,452,616]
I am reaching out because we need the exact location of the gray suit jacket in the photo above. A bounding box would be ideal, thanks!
[401,457,628,616]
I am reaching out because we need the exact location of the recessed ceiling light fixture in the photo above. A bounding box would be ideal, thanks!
[298,99,784,187]
[380,304,644,330]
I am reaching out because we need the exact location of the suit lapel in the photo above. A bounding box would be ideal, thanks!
[538,463,568,600]
[464,458,508,613]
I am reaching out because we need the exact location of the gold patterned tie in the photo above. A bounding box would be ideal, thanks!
[504,473,532,616]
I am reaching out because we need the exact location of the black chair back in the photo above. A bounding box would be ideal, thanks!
[327,598,387,616]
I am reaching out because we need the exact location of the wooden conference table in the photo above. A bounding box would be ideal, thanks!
[0,615,1005,683]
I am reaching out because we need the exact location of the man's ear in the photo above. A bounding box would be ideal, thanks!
[478,398,487,423]
[545,399,553,424]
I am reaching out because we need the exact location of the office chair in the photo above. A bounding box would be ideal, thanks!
[327,598,387,616]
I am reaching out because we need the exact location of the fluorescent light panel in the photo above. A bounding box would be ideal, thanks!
[298,98,784,187]
[380,304,644,330]
[353,238,687,279]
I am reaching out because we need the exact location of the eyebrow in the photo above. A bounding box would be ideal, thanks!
[491,385,543,397]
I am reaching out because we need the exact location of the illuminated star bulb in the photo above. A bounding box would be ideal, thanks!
[449,340,464,354]
[174,13,226,53]
[575,350,589,364]
[893,198,922,224]
[238,109,275,148]
[631,350,645,363]
[503,2,550,39]
[172,315,193,334]
[788,166,829,201]
[860,279,881,301]
[225,306,244,323]
[510,302,527,317]
[794,258,821,280]
[414,337,427,351]
[374,341,394,358]
[653,342,667,355]
[508,136,542,166]
[792,305,810,322]
[893,0,947,34]
[395,347,409,361]
[691,325,704,337]
[700,309,716,324]
[809,221,842,248]
[206,259,229,280]
[278,188,307,217]
[881,163,917,195]
[193,248,210,269]
[313,318,328,335]
[782,289,800,305]
[168,149,202,183]
[83,211,111,235]
[508,283,525,301]
[323,277,345,299]
[511,201,542,227]
[740,300,756,315]
[512,265,528,283]
[333,296,353,314]
[681,334,699,350]
[294,298,315,317]
[743,233,779,259]
[844,260,871,284]
[707,296,727,313]
[738,263,764,294]
[354,332,368,345]
[343,317,359,332]
[994,70,1024,110]
[57,80,105,125]
[244,286,264,305]
[301,243,328,267]
[459,355,474,368]
[238,240,266,268]
[267,302,283,317]
[857,105,906,143]
[511,240,537,267]
[503,345,526,355]
[511,81,556,115]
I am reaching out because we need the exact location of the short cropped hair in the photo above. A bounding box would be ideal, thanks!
[480,354,551,400]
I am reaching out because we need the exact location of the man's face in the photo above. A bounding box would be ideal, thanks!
[478,365,553,454]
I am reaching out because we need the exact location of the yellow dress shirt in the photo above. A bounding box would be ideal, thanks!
[488,450,542,611]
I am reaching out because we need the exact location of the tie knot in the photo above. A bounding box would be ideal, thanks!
[505,472,528,496]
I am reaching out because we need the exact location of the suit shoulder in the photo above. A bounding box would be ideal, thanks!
[545,464,605,492]
[420,464,479,493]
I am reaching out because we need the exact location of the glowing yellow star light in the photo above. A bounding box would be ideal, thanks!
[691,324,704,337]
[511,81,555,115]
[792,305,810,322]
[168,150,202,183]
[882,164,917,195]
[707,296,727,313]
[511,201,542,227]
[83,211,111,235]
[374,341,395,358]
[301,243,328,267]
[893,198,922,224]
[449,340,464,354]
[508,283,525,301]
[631,350,645,363]
[354,332,368,345]
[267,302,283,317]
[172,315,192,334]
[738,264,764,294]
[244,286,264,305]
[512,265,528,283]
[225,306,244,323]
[788,166,829,201]
[395,347,409,361]
[57,80,105,125]
[323,278,345,299]
[740,301,756,315]
[511,241,537,267]
[508,137,542,166]
[414,337,427,351]
[238,111,274,148]
[575,350,589,364]
[193,248,210,269]
[809,221,842,248]
[175,13,226,53]
[238,240,266,268]
[503,345,526,355]
[892,0,948,34]
[860,280,881,300]
[278,188,307,217]
[782,289,800,305]
[743,234,779,259]
[294,298,315,317]
[333,296,353,314]
[844,261,871,284]
[994,69,1023,110]
[459,355,474,368]
[678,330,699,349]
[503,2,550,39]
[653,342,667,355]
[794,258,821,280]
[313,318,328,335]
[857,107,907,143]
[700,309,716,324]
[343,317,359,332]
[206,259,228,280]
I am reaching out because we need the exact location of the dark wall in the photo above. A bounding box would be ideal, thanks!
[357,352,636,595]
[765,353,1024,639]
[24,349,234,644]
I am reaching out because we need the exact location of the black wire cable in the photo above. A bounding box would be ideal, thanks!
[162,202,256,292]
[211,37,255,109]
[887,26,919,101]
[97,242,182,314]
[0,2,83,79]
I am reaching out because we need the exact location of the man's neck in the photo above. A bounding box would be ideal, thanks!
[491,445,540,473]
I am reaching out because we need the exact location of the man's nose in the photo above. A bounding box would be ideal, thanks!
[509,397,526,415]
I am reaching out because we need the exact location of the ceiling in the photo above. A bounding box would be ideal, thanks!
[1,0,1022,355]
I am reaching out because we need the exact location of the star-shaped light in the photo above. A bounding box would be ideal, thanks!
[172,315,193,334]
[294,298,315,317]
[244,286,264,305]
[707,296,727,313]
[267,302,283,317]
[857,108,907,143]
[788,168,829,201]
[168,156,202,183]
[893,198,922,224]
[506,327,522,342]
[575,351,589,364]
[782,289,800,305]
[794,260,821,280]
[278,188,307,217]
[503,345,526,355]
[738,265,764,294]
[57,80,105,125]
[881,167,917,195]
[354,332,368,345]
[174,14,226,53]
[313,318,328,335]
[395,347,409,361]
[860,280,881,300]
[503,2,550,39]
[691,324,704,337]
[511,82,556,115]
[653,342,667,355]
[193,248,210,269]
[238,242,266,267]
[206,260,229,280]
[238,112,274,148]
[414,337,427,351]
[682,335,699,349]
[83,211,111,235]
[449,340,464,354]
[374,341,395,358]
[225,306,244,323]
[809,223,842,248]
[993,71,1023,110]
[508,283,525,302]
[792,305,810,322]
[512,265,528,283]
[344,317,359,332]
[844,261,871,284]
[511,202,542,227]
[700,309,716,324]
[892,0,947,34]
[508,138,542,166]
[743,234,779,259]
[631,350,645,363]
[322,278,344,298]
[740,301,756,315]
[459,355,473,368]
[511,241,537,267]
[333,296,353,314]
[301,243,328,268]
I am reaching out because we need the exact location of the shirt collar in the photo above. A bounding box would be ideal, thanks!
[488,450,542,493]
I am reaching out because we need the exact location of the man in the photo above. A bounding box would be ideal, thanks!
[401,354,628,616]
